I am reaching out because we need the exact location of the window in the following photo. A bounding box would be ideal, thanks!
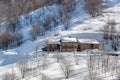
[89,44,94,49]
[57,44,60,48]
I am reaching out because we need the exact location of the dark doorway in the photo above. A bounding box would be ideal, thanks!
[90,44,94,49]
[77,45,81,51]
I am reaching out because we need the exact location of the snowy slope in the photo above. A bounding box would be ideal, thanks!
[0,0,120,79]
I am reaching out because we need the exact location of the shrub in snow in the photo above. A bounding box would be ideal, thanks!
[2,72,16,80]
[41,73,49,80]
[53,52,64,62]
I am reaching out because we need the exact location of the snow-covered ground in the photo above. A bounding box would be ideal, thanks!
[0,0,120,80]
[0,51,88,80]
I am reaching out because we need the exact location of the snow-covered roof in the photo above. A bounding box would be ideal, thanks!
[48,39,61,45]
[78,39,99,44]
[47,37,99,44]
[61,37,77,43]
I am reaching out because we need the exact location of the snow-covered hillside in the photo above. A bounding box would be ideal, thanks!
[0,0,120,80]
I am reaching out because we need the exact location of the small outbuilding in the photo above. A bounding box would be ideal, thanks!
[77,39,99,51]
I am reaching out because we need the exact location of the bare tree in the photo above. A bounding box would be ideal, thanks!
[108,20,117,40]
[34,44,41,68]
[60,59,72,79]
[84,72,100,80]
[101,24,110,40]
[73,50,79,65]
[34,44,39,58]
[58,5,65,22]
[17,60,28,78]
[41,54,49,70]
[44,38,50,53]
[30,22,42,41]
[44,16,52,31]
[11,31,23,47]
[62,13,71,30]
[61,0,76,13]
[0,29,11,51]
[74,55,79,65]
[84,0,103,17]
[101,19,118,51]
[108,20,118,51]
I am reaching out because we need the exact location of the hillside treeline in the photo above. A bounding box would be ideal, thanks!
[0,0,55,22]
